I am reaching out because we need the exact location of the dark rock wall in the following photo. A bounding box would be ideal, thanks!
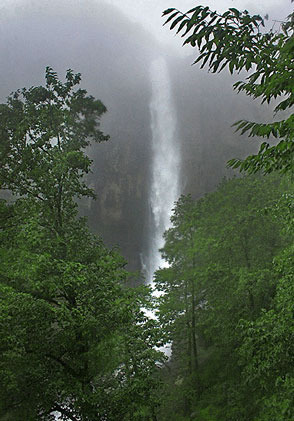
[0,0,275,275]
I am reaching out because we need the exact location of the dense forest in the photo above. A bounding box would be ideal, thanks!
[0,3,293,421]
[155,174,294,420]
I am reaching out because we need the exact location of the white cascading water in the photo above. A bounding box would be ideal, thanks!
[144,57,180,290]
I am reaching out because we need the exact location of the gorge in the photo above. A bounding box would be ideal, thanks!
[0,0,267,280]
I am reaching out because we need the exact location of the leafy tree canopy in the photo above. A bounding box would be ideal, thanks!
[0,67,109,232]
[155,174,294,420]
[163,5,294,174]
[0,68,164,420]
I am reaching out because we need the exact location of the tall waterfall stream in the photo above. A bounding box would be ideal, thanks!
[145,56,180,290]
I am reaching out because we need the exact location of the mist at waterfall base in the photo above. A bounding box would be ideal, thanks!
[1,0,292,281]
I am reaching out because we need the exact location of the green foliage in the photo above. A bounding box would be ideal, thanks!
[156,174,294,420]
[160,3,294,418]
[163,5,294,174]
[0,69,163,420]
[0,67,109,232]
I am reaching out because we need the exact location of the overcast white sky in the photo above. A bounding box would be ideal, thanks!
[3,1,292,48]
[106,0,292,50]
[0,0,292,64]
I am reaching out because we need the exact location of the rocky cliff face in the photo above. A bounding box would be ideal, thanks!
[0,0,274,277]
[84,86,153,274]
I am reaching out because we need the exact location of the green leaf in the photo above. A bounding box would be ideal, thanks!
[162,8,175,16]
[177,18,189,34]
[163,11,179,26]
[229,8,240,17]
[170,15,185,31]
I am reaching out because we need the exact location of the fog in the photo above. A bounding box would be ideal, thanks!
[107,0,291,50]
[1,0,292,274]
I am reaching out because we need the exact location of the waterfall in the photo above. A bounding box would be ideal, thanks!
[145,57,180,288]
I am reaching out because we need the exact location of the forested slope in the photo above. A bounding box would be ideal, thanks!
[155,174,294,420]
[156,4,294,419]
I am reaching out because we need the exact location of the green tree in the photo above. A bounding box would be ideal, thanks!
[0,68,163,420]
[163,5,294,174]
[0,66,108,233]
[238,194,294,421]
[155,175,293,420]
[155,195,204,418]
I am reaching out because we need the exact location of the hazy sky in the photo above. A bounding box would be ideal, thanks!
[0,0,291,101]
[106,0,291,51]
[3,0,292,56]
